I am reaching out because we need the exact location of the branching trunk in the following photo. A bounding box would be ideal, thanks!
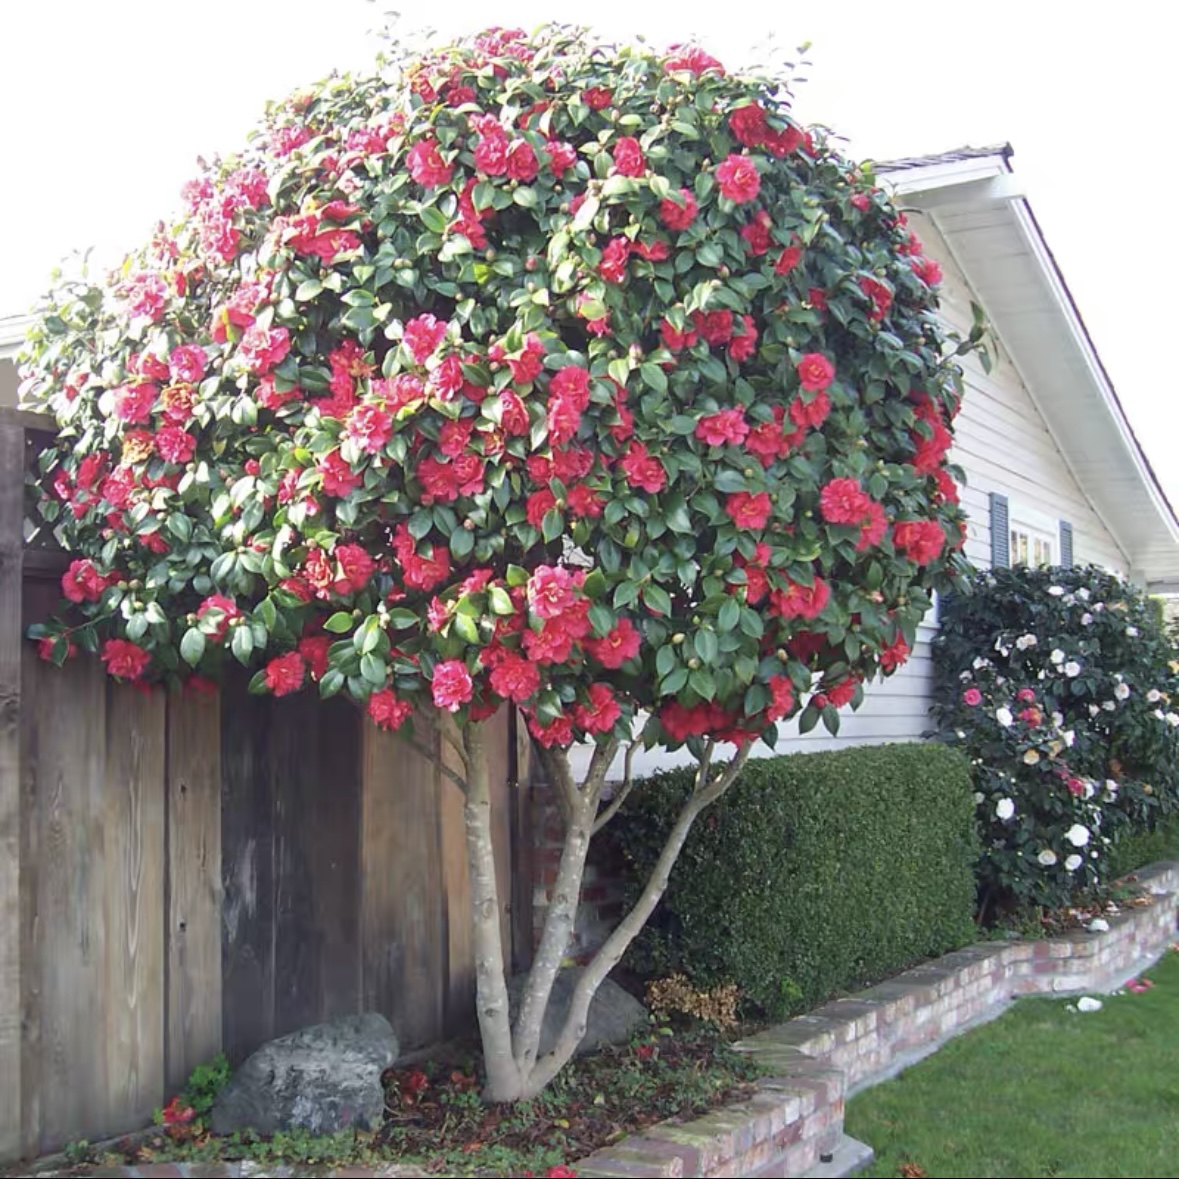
[457,713,752,1102]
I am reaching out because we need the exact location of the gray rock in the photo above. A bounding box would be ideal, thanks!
[508,968,648,1058]
[211,1012,398,1136]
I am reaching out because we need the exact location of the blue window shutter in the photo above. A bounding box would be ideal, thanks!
[990,493,1010,568]
[1059,520,1074,566]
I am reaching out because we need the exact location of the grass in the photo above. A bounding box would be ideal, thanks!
[846,948,1179,1178]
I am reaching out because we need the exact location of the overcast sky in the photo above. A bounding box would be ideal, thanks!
[3,1,1174,499]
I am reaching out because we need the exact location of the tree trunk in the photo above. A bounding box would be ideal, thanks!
[461,722,523,1101]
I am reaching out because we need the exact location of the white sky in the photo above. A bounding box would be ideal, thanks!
[3,1,1176,499]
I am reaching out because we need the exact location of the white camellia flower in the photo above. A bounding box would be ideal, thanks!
[1066,824,1091,848]
[1102,700,1117,712]
[1104,779,1119,799]
[1066,854,1083,872]
[1081,613,1094,626]
[959,670,973,682]
[1154,708,1167,721]
[1050,648,1066,665]
[973,656,991,670]
[1093,601,1105,611]
[1048,585,1065,596]
[1114,682,1130,701]
[1089,704,1101,718]
[1023,749,1041,765]
[1064,661,1082,677]
[1169,713,1179,728]
[1126,625,1139,638]
[974,792,986,805]
[1016,633,1038,650]
[1063,730,1075,747]
[1038,848,1059,866]
[1087,917,1109,931]
[1082,780,1096,800]
[1077,587,1091,601]
[995,706,1014,728]
[995,797,1016,820]
[1147,689,1162,703]
[1051,710,1064,726]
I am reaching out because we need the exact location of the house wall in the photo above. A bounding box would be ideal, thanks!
[0,357,17,409]
[572,217,1129,783]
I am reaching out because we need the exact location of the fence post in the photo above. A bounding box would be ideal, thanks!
[0,410,25,1160]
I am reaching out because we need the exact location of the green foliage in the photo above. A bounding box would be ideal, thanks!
[182,1051,231,1118]
[1106,815,1179,880]
[933,564,1179,912]
[613,743,979,1018]
[19,24,975,753]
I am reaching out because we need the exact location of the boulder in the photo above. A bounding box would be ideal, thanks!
[211,1012,398,1136]
[507,968,648,1058]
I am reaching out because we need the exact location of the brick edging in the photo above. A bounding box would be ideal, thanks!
[575,860,1179,1178]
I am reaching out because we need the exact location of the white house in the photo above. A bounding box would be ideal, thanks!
[4,145,1178,778]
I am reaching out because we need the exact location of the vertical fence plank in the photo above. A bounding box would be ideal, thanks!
[103,683,166,1132]
[272,693,361,1035]
[360,719,444,1050]
[219,675,275,1063]
[27,656,109,1152]
[0,417,22,1160]
[439,725,474,1032]
[165,686,222,1092]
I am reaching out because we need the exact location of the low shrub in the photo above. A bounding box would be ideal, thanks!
[1106,816,1179,880]
[613,743,978,1019]
[933,565,1179,913]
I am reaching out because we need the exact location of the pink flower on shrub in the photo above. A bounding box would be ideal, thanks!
[368,688,412,731]
[611,136,646,176]
[963,687,983,706]
[715,154,760,203]
[102,639,151,681]
[585,618,641,669]
[797,353,835,393]
[696,408,749,447]
[432,660,474,711]
[659,189,698,231]
[265,651,306,696]
[407,138,453,187]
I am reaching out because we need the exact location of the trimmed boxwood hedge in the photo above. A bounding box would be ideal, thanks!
[614,742,979,1019]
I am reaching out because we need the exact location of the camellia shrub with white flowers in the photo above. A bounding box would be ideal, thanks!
[20,26,978,1099]
[933,564,1179,913]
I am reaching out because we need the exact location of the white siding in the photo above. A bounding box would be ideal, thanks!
[584,218,1128,782]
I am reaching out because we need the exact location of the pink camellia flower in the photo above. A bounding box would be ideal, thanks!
[573,683,622,734]
[196,594,241,641]
[169,345,208,384]
[659,189,698,231]
[62,558,108,603]
[963,687,983,706]
[368,688,413,731]
[265,651,306,697]
[726,491,772,530]
[239,324,291,375]
[403,313,449,363]
[489,651,541,703]
[407,138,453,187]
[695,408,749,447]
[344,403,393,454]
[819,478,871,526]
[112,383,158,424]
[611,136,646,177]
[585,618,641,669]
[155,426,197,465]
[715,153,761,203]
[527,565,580,619]
[505,139,539,181]
[432,659,474,712]
[893,519,946,566]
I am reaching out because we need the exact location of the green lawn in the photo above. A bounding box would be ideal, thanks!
[846,949,1179,1178]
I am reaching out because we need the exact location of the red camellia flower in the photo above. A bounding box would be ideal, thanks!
[859,275,893,323]
[573,683,621,734]
[368,687,413,731]
[490,651,541,703]
[403,313,449,363]
[740,210,774,257]
[880,635,911,672]
[912,256,943,286]
[766,675,795,721]
[505,138,539,181]
[819,478,871,526]
[726,491,772,530]
[728,316,758,363]
[239,324,290,375]
[826,676,859,708]
[432,659,474,712]
[102,638,152,681]
[582,86,613,109]
[692,310,733,346]
[856,501,888,552]
[774,245,802,276]
[715,154,760,203]
[619,442,666,493]
[545,139,577,175]
[527,565,580,618]
[660,317,698,352]
[696,407,749,447]
[155,426,197,465]
[297,634,332,681]
[599,236,631,283]
[893,519,946,565]
[769,576,831,620]
[612,136,646,177]
[407,138,453,187]
[334,542,375,593]
[62,558,109,603]
[585,617,641,668]
[664,45,725,75]
[265,651,306,696]
[659,189,698,231]
[797,353,835,392]
[729,102,768,147]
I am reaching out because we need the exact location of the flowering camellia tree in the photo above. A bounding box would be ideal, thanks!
[933,565,1179,913]
[20,26,977,1100]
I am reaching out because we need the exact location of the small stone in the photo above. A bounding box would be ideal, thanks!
[1076,996,1103,1013]
[212,1013,398,1137]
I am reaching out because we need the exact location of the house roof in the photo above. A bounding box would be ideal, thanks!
[877,145,1179,591]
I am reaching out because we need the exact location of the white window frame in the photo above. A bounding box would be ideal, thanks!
[1008,503,1057,569]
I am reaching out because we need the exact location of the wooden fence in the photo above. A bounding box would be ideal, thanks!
[0,408,532,1160]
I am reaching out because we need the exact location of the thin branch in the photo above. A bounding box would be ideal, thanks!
[580,738,621,808]
[437,709,470,770]
[696,740,751,807]
[403,732,468,792]
[592,740,640,835]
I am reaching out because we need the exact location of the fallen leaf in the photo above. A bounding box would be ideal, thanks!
[899,1164,928,1178]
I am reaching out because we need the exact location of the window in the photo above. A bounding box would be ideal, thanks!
[1009,508,1057,568]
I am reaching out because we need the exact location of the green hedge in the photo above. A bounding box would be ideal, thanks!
[614,743,979,1019]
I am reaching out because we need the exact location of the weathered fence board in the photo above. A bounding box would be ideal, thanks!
[165,686,222,1092]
